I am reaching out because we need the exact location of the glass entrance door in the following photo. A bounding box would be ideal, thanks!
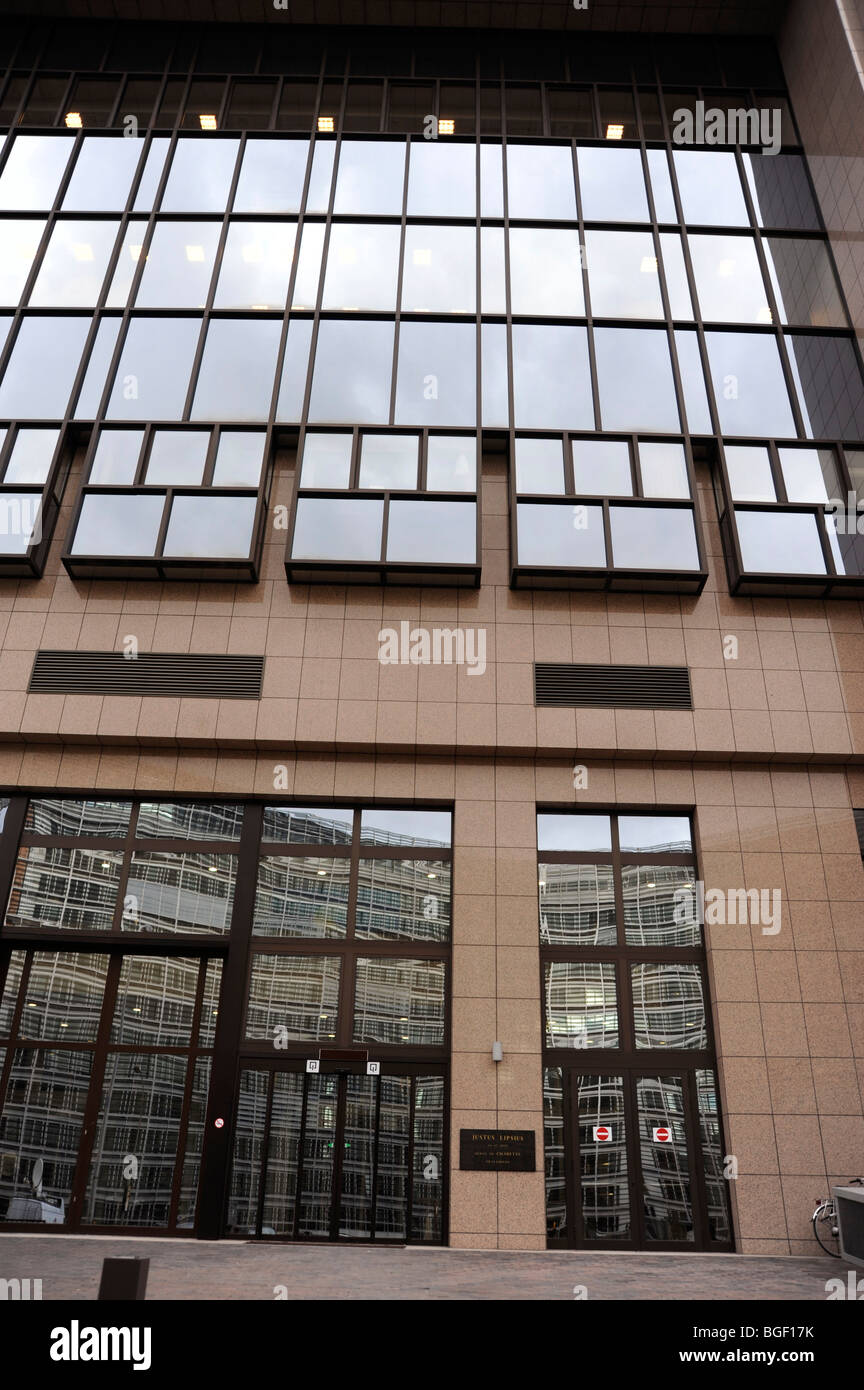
[226,1065,445,1243]
[544,1066,731,1250]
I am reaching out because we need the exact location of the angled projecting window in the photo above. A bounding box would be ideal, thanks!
[286,428,479,584]
[64,424,269,581]
[0,424,70,575]
[511,434,704,593]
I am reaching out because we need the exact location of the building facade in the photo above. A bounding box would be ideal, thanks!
[0,1,863,1255]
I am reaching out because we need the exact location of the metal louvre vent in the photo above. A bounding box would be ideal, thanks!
[29,652,264,700]
[535,663,692,710]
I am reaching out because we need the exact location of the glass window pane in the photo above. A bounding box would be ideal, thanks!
[245,954,341,1040]
[610,506,700,570]
[394,322,476,427]
[299,433,352,488]
[111,955,201,1046]
[292,497,383,560]
[104,220,146,308]
[0,316,91,418]
[764,238,846,328]
[359,434,418,489]
[252,856,350,937]
[675,329,714,434]
[539,863,616,946]
[506,144,576,220]
[0,135,74,210]
[743,153,820,231]
[632,964,707,1049]
[106,317,201,421]
[787,334,864,441]
[333,140,405,215]
[19,952,110,1041]
[144,430,209,486]
[480,226,505,314]
[262,806,354,844]
[132,139,169,212]
[647,147,678,221]
[360,809,451,845]
[191,319,281,421]
[0,493,41,554]
[386,499,476,563]
[595,328,681,432]
[544,1067,566,1239]
[481,322,509,427]
[696,1069,731,1242]
[135,222,219,308]
[226,1068,268,1233]
[123,851,237,934]
[24,798,131,835]
[735,508,827,574]
[660,234,695,318]
[2,428,59,484]
[705,331,796,437]
[724,444,776,502]
[160,138,240,211]
[0,1049,92,1224]
[517,502,606,568]
[515,437,566,495]
[577,1075,631,1240]
[512,325,594,430]
[636,1075,694,1241]
[213,222,296,310]
[544,961,618,1049]
[356,860,451,942]
[401,226,476,314]
[62,136,141,211]
[538,813,612,851]
[0,950,24,1035]
[623,865,701,946]
[578,145,650,222]
[353,957,445,1046]
[407,140,475,217]
[509,228,584,317]
[480,142,504,216]
[304,141,336,213]
[638,441,690,498]
[688,233,772,324]
[233,138,309,213]
[585,230,663,318]
[135,801,243,840]
[0,220,46,304]
[88,428,144,484]
[426,436,476,492]
[322,223,400,312]
[212,431,264,487]
[5,846,122,931]
[71,493,164,556]
[275,318,313,420]
[572,439,632,496]
[673,151,749,226]
[27,218,117,306]
[779,447,839,504]
[308,320,393,423]
[164,495,257,558]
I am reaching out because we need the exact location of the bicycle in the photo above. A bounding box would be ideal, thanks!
[811,1177,864,1256]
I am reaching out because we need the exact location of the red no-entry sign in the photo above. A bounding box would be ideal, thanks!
[653,1126,671,1143]
[593,1125,611,1142]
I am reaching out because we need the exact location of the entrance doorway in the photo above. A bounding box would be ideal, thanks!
[226,1064,446,1243]
[544,1066,731,1250]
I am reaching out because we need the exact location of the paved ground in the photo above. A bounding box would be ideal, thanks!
[0,1235,846,1300]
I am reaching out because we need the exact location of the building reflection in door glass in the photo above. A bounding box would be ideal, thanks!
[297,1073,337,1237]
[637,1075,694,1241]
[375,1075,409,1240]
[262,1071,303,1236]
[340,1075,375,1238]
[696,1068,731,1242]
[226,1068,268,1235]
[543,1067,566,1240]
[577,1074,630,1240]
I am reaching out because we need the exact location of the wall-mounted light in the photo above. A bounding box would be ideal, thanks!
[492,1041,503,1063]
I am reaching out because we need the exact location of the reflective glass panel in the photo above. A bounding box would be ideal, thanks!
[135,222,220,308]
[292,497,383,560]
[0,135,74,210]
[260,1070,303,1237]
[0,494,40,555]
[353,957,445,1046]
[122,852,237,934]
[176,1057,212,1230]
[135,802,243,839]
[647,148,678,221]
[132,139,169,211]
[0,220,46,304]
[638,442,690,498]
[356,859,451,942]
[262,806,354,844]
[517,502,606,568]
[144,430,209,486]
[610,507,700,570]
[724,444,776,501]
[514,438,566,495]
[106,317,201,420]
[512,325,593,430]
[595,328,681,432]
[696,1069,731,1242]
[426,436,476,492]
[537,813,612,851]
[637,1075,694,1242]
[659,234,694,318]
[407,140,475,217]
[71,493,165,556]
[411,1075,444,1243]
[308,320,393,423]
[506,144,577,220]
[544,1067,566,1239]
[252,857,350,937]
[480,226,506,314]
[5,846,122,931]
[735,508,827,574]
[618,816,692,852]
[160,138,240,211]
[387,499,476,563]
[290,222,325,308]
[358,434,418,489]
[509,228,585,316]
[631,965,707,1049]
[18,952,109,1042]
[673,151,749,226]
[232,138,309,213]
[225,1068,268,1234]
[688,234,772,324]
[705,331,796,437]
[764,238,845,328]
[675,329,714,434]
[24,799,132,836]
[401,226,476,314]
[333,140,405,215]
[191,319,281,421]
[0,1049,92,1225]
[623,866,701,946]
[213,222,297,310]
[212,431,264,487]
[2,428,59,485]
[110,955,201,1047]
[322,223,400,312]
[245,954,341,1040]
[585,230,663,318]
[0,317,92,418]
[779,447,839,504]
[787,334,864,441]
[577,145,650,222]
[538,863,616,946]
[63,137,142,211]
[572,439,632,496]
[359,810,451,846]
[544,961,618,1049]
[394,322,476,426]
[299,433,353,489]
[88,428,144,484]
[164,495,257,558]
[578,1075,630,1240]
[743,153,820,231]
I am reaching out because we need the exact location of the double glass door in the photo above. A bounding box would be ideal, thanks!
[544,1067,731,1250]
[227,1065,445,1243]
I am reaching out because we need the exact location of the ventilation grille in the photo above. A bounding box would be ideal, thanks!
[29,651,264,700]
[535,663,692,710]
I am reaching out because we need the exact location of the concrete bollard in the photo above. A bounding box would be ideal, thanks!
[97,1256,150,1301]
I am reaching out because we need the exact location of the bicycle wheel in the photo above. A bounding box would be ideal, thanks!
[812,1205,841,1256]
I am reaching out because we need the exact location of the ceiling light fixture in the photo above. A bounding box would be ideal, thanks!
[606,123,624,139]
[199,114,217,130]
[438,118,455,135]
[64,111,82,128]
[318,115,334,132]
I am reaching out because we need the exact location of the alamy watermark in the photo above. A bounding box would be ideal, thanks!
[674,881,781,936]
[672,100,782,157]
[378,621,486,676]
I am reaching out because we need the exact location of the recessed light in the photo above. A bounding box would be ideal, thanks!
[199,114,217,130]
[318,116,335,132]
[438,118,455,135]
[606,123,624,140]
[65,111,82,128]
